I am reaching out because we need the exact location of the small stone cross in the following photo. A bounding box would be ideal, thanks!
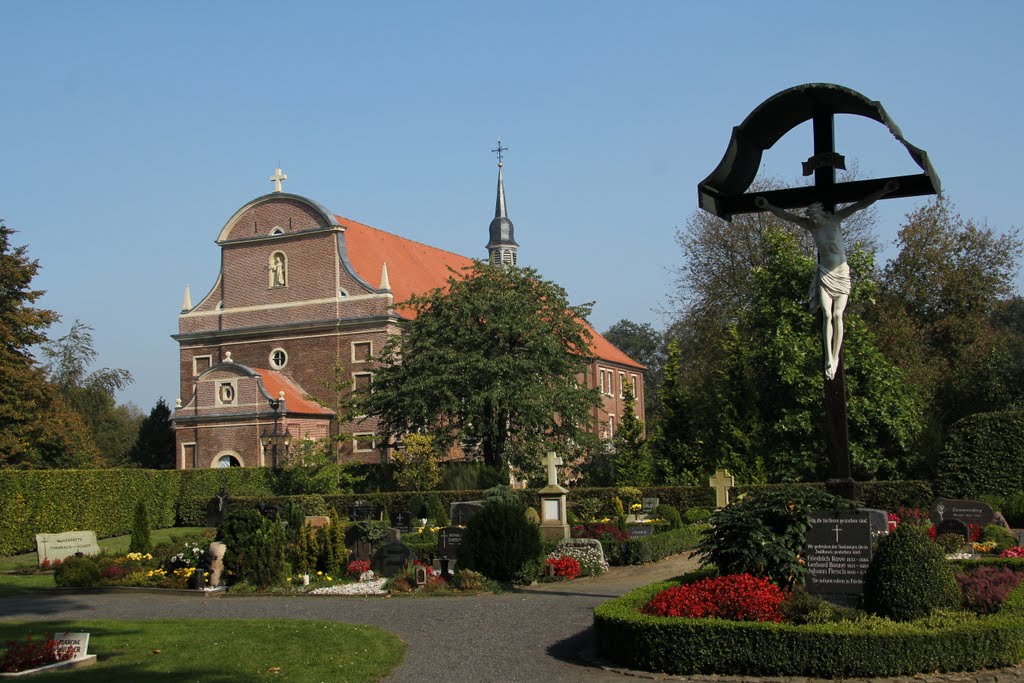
[542,451,563,487]
[269,167,288,192]
[709,469,735,509]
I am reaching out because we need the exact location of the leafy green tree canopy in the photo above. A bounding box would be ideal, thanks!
[358,262,601,473]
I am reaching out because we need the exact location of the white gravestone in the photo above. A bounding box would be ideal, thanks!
[35,531,100,565]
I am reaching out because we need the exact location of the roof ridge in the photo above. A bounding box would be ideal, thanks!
[335,214,477,266]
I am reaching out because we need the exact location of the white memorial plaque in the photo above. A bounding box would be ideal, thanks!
[35,531,100,565]
[542,498,561,522]
[53,632,89,659]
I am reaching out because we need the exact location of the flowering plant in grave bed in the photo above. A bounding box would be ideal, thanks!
[549,545,608,577]
[1,633,75,674]
[641,574,785,622]
[544,556,581,581]
[594,570,1024,678]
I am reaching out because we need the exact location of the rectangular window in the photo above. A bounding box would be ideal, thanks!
[351,341,372,363]
[353,433,376,453]
[352,372,373,397]
[193,355,212,376]
[631,374,639,402]
[619,372,625,398]
[182,443,197,469]
[608,415,615,439]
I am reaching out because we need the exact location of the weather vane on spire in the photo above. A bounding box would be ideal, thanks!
[491,139,508,167]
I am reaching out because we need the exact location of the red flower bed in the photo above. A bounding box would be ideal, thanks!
[956,566,1024,615]
[546,556,582,580]
[346,560,371,578]
[1,634,74,673]
[572,523,628,543]
[642,574,785,623]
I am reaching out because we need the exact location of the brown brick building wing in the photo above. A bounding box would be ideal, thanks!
[173,175,644,469]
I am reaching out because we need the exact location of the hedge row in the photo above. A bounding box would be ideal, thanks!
[594,575,1024,677]
[613,526,702,566]
[938,410,1024,498]
[0,468,276,556]
[0,465,938,557]
[732,480,934,511]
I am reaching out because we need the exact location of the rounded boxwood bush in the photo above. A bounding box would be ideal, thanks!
[864,523,959,621]
[458,500,542,584]
[54,556,101,588]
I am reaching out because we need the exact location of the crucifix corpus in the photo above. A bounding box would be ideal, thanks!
[696,83,941,498]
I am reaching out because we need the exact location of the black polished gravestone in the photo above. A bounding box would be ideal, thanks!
[805,510,872,595]
[344,522,373,562]
[350,500,381,522]
[628,525,654,539]
[370,541,415,578]
[449,501,483,527]
[393,511,412,534]
[929,498,994,529]
[435,526,465,578]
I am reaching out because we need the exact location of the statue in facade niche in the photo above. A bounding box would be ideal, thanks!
[755,180,898,379]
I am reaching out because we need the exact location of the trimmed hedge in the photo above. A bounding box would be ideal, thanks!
[732,480,934,511]
[938,410,1024,498]
[595,574,1024,677]
[614,526,702,565]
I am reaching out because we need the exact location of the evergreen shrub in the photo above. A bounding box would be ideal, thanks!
[864,523,960,621]
[458,500,542,584]
[982,524,1019,552]
[216,509,287,588]
[128,500,152,554]
[53,556,100,588]
[937,410,1024,498]
[653,504,683,529]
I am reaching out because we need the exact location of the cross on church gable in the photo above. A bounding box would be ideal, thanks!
[270,167,287,192]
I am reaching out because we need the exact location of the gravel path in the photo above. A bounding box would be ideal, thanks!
[0,553,700,682]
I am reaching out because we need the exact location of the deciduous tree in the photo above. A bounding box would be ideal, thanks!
[358,263,601,474]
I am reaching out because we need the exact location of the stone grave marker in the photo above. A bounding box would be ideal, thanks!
[709,469,735,509]
[207,488,231,527]
[370,541,414,578]
[53,632,90,660]
[858,508,889,540]
[304,516,331,530]
[350,500,381,522]
[805,510,872,595]
[628,525,654,539]
[435,526,464,578]
[556,537,606,566]
[935,518,971,543]
[35,531,100,566]
[393,511,412,534]
[929,498,994,529]
[344,522,373,562]
[449,501,483,527]
[641,497,660,514]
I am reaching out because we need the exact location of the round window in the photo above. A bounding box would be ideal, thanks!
[218,384,235,403]
[270,348,288,369]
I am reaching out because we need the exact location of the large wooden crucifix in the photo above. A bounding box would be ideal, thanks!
[696,83,941,498]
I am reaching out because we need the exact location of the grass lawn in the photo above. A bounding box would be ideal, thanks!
[0,574,56,597]
[0,527,211,573]
[0,619,404,681]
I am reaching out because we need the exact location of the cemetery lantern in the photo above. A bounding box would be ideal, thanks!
[260,426,292,468]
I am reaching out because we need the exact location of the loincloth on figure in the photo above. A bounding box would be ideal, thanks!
[808,262,850,313]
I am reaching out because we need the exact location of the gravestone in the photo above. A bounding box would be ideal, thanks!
[393,511,412,534]
[929,498,994,528]
[936,518,970,543]
[438,526,465,559]
[304,516,331,530]
[35,531,100,566]
[805,510,872,595]
[449,501,483,527]
[628,525,654,539]
[344,522,373,562]
[709,469,735,509]
[858,508,890,540]
[641,497,660,514]
[370,541,414,578]
[207,542,226,587]
[350,500,381,522]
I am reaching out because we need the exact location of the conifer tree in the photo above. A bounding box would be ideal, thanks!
[612,379,651,486]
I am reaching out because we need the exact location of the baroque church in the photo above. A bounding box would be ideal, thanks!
[172,160,645,469]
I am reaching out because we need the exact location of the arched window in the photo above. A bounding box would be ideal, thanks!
[269,226,284,236]
[216,454,241,468]
[270,348,288,369]
[269,251,287,288]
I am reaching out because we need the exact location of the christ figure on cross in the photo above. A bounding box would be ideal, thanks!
[754,180,898,380]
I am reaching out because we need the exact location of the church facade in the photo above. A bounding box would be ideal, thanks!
[172,166,644,469]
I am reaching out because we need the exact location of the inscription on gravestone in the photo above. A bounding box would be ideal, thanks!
[350,501,380,522]
[438,526,465,559]
[393,511,412,534]
[929,498,994,528]
[628,525,654,539]
[805,510,872,595]
[36,531,100,565]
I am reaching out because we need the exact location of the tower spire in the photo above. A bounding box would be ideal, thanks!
[486,139,518,266]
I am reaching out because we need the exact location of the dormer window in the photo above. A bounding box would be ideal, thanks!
[269,226,284,236]
[269,251,287,288]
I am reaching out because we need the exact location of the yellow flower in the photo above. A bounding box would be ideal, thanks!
[326,576,333,581]
[317,571,323,576]
[286,577,293,582]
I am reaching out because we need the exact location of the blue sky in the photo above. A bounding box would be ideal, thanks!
[4,1,1022,410]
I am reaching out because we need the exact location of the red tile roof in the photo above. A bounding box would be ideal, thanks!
[254,369,335,416]
[337,215,644,370]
